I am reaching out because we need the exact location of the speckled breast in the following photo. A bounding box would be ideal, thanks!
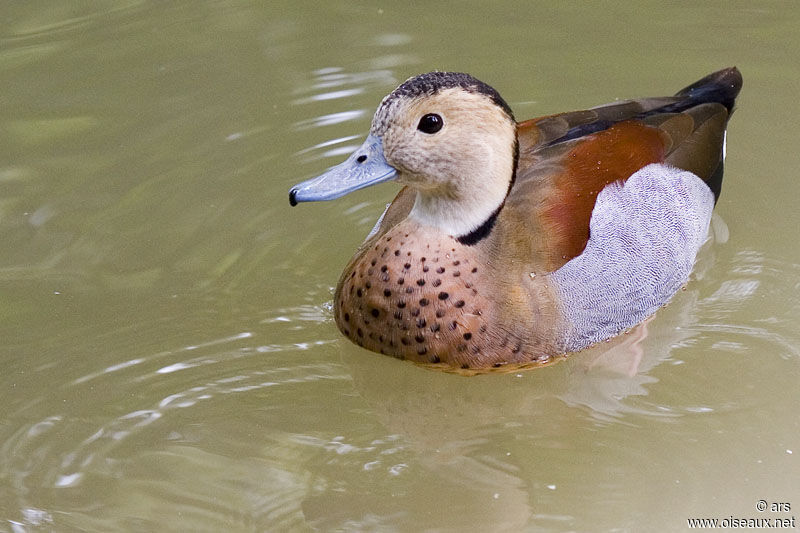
[333,224,556,369]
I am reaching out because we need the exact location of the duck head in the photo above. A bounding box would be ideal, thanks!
[289,72,518,239]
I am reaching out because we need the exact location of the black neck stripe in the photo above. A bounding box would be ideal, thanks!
[456,136,519,246]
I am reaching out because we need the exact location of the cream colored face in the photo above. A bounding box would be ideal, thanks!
[371,88,517,198]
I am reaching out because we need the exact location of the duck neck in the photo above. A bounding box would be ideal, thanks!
[407,138,518,244]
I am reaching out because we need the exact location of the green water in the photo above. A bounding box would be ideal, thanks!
[2,2,799,531]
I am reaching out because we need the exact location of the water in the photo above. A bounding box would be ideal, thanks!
[2,2,799,531]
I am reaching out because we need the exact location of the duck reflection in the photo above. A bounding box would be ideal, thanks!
[320,238,715,530]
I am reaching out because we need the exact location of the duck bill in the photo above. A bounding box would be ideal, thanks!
[289,134,397,206]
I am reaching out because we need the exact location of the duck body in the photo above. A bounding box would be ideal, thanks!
[290,68,742,370]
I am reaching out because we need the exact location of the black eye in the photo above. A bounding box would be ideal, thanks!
[417,113,443,134]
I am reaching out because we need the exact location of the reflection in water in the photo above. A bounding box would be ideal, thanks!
[333,288,697,529]
[320,233,800,530]
[6,247,752,530]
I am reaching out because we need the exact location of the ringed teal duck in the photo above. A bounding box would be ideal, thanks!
[289,67,743,370]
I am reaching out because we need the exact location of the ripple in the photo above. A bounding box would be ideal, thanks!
[294,134,362,163]
[1,291,350,527]
[293,109,366,131]
[1,348,349,529]
[294,67,397,95]
[693,249,800,359]
[292,87,364,105]
[4,2,146,40]
[0,42,65,70]
[372,33,413,46]
[267,303,332,321]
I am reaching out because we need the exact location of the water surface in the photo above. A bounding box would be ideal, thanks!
[2,2,799,531]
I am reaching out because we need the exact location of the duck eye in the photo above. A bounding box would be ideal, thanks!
[417,113,443,134]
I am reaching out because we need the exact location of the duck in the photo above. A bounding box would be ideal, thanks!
[289,67,743,371]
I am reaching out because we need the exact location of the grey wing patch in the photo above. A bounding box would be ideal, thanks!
[551,163,715,352]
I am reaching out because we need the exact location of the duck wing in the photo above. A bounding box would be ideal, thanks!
[509,67,742,270]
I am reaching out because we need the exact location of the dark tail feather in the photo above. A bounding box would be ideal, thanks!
[672,66,743,113]
[672,67,742,204]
